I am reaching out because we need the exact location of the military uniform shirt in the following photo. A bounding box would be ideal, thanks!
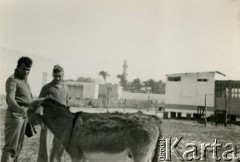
[39,81,68,105]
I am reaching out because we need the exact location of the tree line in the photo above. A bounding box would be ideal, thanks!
[116,74,165,94]
[65,70,165,94]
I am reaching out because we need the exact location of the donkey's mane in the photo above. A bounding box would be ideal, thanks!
[40,97,161,132]
[42,97,71,114]
[40,97,161,135]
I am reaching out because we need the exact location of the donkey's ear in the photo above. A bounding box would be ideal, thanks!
[37,98,45,106]
[37,105,44,116]
[66,106,71,112]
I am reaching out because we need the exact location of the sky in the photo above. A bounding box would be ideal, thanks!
[0,0,240,83]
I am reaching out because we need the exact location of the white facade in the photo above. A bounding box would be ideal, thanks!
[66,82,99,100]
[99,83,123,99]
[83,83,99,99]
[166,72,224,108]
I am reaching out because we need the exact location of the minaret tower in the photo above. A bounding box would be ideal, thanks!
[123,59,128,81]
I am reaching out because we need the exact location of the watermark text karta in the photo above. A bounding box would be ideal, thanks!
[158,137,239,161]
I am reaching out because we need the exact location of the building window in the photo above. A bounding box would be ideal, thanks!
[198,78,208,82]
[237,88,239,98]
[232,88,239,98]
[215,83,226,97]
[168,76,181,82]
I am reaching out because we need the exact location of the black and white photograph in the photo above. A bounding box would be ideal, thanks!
[0,0,240,161]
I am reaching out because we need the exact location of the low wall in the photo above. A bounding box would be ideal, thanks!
[122,91,165,101]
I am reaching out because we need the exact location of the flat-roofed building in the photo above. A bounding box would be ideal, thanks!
[66,82,99,106]
[165,71,225,118]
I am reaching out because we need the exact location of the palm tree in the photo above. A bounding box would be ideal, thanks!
[143,79,154,93]
[99,71,110,83]
[143,79,165,94]
[117,74,124,85]
[117,74,127,90]
[131,78,142,93]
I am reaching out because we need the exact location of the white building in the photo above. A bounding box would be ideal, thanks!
[165,71,225,116]
[66,82,99,106]
[98,83,123,100]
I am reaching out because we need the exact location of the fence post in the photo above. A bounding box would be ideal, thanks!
[155,100,158,116]
[147,95,150,112]
[225,94,228,126]
[205,94,207,126]
[107,90,111,113]
[124,99,126,113]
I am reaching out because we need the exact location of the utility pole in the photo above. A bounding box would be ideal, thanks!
[205,94,207,126]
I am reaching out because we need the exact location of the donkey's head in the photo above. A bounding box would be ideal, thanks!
[28,97,71,126]
[27,98,45,125]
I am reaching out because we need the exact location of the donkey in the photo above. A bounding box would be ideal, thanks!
[28,97,162,162]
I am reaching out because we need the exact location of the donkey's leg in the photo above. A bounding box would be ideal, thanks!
[132,137,160,162]
[71,156,82,162]
[148,135,161,162]
[131,146,151,162]
[148,141,160,162]
[69,148,83,162]
[145,142,159,162]
[132,153,149,162]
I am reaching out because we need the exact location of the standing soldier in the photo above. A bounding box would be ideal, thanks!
[37,65,68,162]
[1,57,33,162]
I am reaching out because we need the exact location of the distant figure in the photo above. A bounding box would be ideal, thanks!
[1,57,33,162]
[37,65,68,162]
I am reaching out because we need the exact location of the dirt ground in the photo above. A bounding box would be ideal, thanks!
[0,108,240,162]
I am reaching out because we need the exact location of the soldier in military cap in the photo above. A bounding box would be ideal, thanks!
[1,56,33,162]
